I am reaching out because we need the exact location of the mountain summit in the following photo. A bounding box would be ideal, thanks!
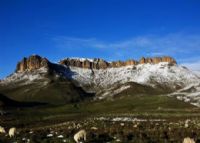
[0,55,200,106]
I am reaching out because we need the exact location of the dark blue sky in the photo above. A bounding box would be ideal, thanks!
[1,0,200,78]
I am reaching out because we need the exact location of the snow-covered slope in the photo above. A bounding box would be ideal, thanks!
[67,62,199,90]
[0,67,48,86]
[168,83,200,107]
[64,62,200,104]
[1,62,199,92]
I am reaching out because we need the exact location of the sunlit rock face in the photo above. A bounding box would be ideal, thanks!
[16,55,50,72]
[59,56,177,69]
[139,56,177,65]
[15,55,177,73]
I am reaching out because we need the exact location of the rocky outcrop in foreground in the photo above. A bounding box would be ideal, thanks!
[16,55,177,72]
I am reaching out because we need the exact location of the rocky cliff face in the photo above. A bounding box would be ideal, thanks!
[59,58,110,69]
[16,55,50,72]
[16,55,177,72]
[139,56,177,65]
[59,56,176,69]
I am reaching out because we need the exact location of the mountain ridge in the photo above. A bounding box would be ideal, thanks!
[15,55,177,72]
[1,54,200,106]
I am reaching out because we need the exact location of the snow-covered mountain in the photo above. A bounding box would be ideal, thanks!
[68,62,199,90]
[1,55,200,106]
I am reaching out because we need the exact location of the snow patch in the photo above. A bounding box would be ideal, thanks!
[61,57,95,62]
[95,117,166,122]
[97,85,131,100]
[168,84,200,107]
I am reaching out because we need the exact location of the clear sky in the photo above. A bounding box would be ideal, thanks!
[1,0,200,79]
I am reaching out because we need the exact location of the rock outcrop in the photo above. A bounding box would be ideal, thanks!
[16,55,177,72]
[59,56,176,69]
[16,55,50,72]
[139,56,177,65]
[59,58,110,69]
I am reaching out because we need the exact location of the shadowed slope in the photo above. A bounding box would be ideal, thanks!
[0,93,46,107]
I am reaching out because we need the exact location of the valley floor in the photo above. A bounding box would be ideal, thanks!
[0,95,200,143]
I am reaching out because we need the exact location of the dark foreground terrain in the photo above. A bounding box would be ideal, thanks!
[1,95,200,143]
